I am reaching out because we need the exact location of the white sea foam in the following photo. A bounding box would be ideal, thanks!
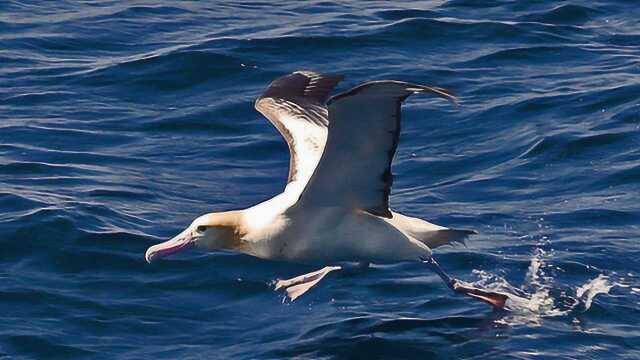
[471,247,614,326]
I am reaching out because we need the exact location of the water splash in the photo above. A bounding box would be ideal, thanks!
[471,248,614,326]
[576,275,614,311]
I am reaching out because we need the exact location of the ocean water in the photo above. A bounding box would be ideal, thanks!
[1,1,639,358]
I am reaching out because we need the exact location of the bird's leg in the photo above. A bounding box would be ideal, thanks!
[420,256,509,310]
[275,265,342,302]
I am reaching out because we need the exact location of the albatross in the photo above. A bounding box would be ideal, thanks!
[145,71,510,309]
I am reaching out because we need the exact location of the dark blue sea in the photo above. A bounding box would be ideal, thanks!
[2,1,639,359]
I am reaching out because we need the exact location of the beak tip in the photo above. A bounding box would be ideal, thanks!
[144,248,155,264]
[144,233,193,264]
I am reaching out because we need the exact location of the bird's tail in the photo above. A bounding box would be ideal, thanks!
[418,229,477,249]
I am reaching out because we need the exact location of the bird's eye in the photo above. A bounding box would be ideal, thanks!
[196,225,207,233]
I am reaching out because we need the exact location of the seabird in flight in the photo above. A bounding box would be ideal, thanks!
[145,71,509,309]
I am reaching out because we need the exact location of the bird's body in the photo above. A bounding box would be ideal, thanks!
[145,70,509,308]
[243,204,432,264]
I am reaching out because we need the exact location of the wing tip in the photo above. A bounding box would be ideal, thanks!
[328,80,459,106]
[294,70,345,81]
[408,84,459,105]
[258,70,344,105]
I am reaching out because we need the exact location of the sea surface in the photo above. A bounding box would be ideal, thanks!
[1,1,639,359]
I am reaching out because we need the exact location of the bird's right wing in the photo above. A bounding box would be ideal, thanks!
[296,81,456,217]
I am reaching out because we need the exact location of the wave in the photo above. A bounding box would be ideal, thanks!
[519,4,601,25]
[0,143,149,166]
[93,5,193,19]
[131,102,251,133]
[0,91,77,105]
[0,126,136,154]
[0,192,49,215]
[375,9,440,21]
[547,207,639,226]
[73,50,249,91]
[463,45,595,67]
[2,334,96,358]
[0,161,99,176]
[520,131,635,161]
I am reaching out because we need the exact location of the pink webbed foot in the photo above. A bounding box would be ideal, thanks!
[275,265,342,302]
[421,256,510,310]
[450,281,509,309]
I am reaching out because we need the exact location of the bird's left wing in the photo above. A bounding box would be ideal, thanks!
[255,71,343,190]
[296,80,456,218]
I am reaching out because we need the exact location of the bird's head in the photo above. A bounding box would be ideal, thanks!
[145,211,244,263]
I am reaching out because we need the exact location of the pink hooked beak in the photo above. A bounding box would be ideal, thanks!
[145,230,194,263]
